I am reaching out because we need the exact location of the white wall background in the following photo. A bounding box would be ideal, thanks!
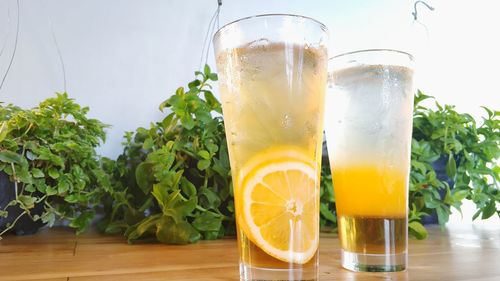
[0,0,498,225]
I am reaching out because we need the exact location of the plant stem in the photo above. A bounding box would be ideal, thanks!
[195,205,208,212]
[0,210,27,239]
[10,163,18,201]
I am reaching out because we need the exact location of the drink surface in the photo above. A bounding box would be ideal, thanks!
[325,64,413,260]
[216,42,327,270]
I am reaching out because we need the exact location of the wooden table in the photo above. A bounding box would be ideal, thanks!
[0,224,499,281]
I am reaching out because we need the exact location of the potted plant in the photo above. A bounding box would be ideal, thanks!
[407,91,499,238]
[317,91,499,239]
[0,93,111,238]
[99,65,235,244]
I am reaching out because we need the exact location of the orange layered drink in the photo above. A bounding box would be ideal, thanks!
[325,51,415,272]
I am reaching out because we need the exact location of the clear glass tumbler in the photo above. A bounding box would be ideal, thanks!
[213,14,328,280]
[325,49,415,272]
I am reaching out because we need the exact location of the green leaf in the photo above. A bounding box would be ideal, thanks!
[205,142,218,154]
[16,166,33,184]
[411,160,427,173]
[452,189,469,202]
[192,212,222,232]
[0,121,8,142]
[180,114,195,130]
[41,212,56,227]
[203,64,211,76]
[197,159,210,171]
[64,194,80,203]
[175,197,198,218]
[180,178,197,197]
[46,185,57,196]
[0,150,22,164]
[203,91,220,110]
[197,150,210,160]
[69,210,96,234]
[156,216,201,244]
[446,153,457,179]
[125,214,161,242]
[408,221,428,239]
[159,99,170,112]
[436,205,450,225]
[135,162,154,194]
[153,182,196,220]
[199,187,221,209]
[481,106,494,118]
[320,204,336,223]
[472,209,482,221]
[24,184,36,192]
[143,138,154,150]
[35,180,47,193]
[25,150,37,160]
[208,73,218,81]
[48,168,60,179]
[481,199,496,219]
[152,183,171,212]
[57,177,70,194]
[17,195,36,209]
[188,79,201,89]
[194,109,212,124]
[414,90,433,106]
[161,113,176,130]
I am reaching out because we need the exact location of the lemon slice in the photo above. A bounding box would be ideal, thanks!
[237,147,319,264]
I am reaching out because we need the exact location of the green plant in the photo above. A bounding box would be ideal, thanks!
[408,90,499,239]
[317,91,499,240]
[319,161,337,231]
[0,93,111,238]
[99,65,234,244]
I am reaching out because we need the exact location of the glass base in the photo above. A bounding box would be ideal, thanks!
[240,263,318,281]
[340,249,407,272]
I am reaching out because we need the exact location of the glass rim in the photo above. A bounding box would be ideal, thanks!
[213,13,328,41]
[329,49,414,62]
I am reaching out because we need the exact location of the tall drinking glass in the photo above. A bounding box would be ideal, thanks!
[325,49,415,272]
[213,14,328,281]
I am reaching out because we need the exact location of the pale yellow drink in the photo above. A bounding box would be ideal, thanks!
[216,42,327,279]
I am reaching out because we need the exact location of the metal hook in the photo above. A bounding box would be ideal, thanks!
[412,1,434,21]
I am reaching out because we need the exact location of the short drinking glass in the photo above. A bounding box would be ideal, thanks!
[325,49,415,272]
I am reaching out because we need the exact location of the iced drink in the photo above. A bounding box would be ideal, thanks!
[214,15,328,281]
[325,50,414,272]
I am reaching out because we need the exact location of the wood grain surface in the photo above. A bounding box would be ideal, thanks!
[0,224,499,281]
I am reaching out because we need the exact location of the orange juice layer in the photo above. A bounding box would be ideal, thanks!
[332,164,407,217]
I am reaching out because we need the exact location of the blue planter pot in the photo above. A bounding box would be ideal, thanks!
[0,172,44,235]
[421,155,456,225]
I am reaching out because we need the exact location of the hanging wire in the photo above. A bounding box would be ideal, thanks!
[198,0,222,71]
[0,0,20,93]
[43,0,67,93]
[216,0,221,30]
[0,2,12,60]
